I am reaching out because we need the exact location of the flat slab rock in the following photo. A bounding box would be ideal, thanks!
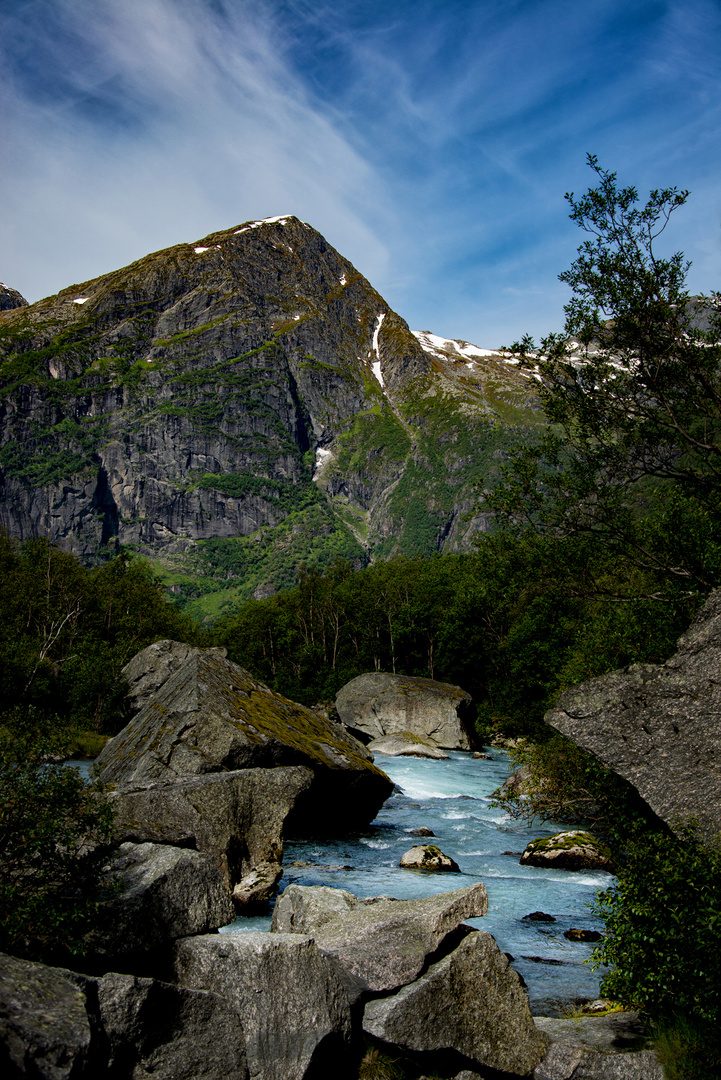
[367,731,449,759]
[271,882,487,997]
[335,671,473,750]
[97,645,393,832]
[363,930,550,1076]
[546,587,721,839]
[0,951,248,1080]
[533,1043,663,1080]
[173,932,351,1080]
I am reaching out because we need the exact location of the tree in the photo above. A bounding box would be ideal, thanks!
[485,156,721,595]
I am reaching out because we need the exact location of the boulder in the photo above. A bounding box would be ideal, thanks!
[367,731,449,759]
[400,844,460,872]
[520,832,615,872]
[0,952,249,1080]
[173,932,352,1080]
[121,639,227,718]
[362,930,550,1076]
[108,766,313,907]
[87,841,235,958]
[271,882,487,997]
[410,826,435,837]
[545,588,721,840]
[335,672,474,750]
[0,952,92,1079]
[96,647,393,832]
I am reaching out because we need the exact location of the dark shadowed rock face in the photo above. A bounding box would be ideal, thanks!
[173,932,352,1080]
[335,671,474,750]
[362,931,550,1076]
[96,648,393,832]
[546,589,721,840]
[0,952,249,1080]
[86,841,235,960]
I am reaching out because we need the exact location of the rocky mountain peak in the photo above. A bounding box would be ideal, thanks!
[0,217,539,612]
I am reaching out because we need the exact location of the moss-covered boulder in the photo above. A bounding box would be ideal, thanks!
[399,844,460,872]
[519,831,615,872]
[96,646,393,832]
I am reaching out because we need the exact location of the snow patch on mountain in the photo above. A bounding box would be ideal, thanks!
[234,215,296,235]
[372,313,386,389]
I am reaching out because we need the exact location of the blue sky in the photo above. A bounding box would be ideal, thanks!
[1,0,720,345]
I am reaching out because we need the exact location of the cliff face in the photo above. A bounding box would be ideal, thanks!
[0,217,538,609]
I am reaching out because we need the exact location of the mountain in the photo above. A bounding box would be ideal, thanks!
[0,216,540,617]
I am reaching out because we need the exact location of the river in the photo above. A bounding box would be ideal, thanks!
[222,748,612,1016]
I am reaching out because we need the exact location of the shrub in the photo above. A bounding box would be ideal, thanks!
[0,729,115,962]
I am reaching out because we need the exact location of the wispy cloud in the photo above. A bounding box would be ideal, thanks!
[2,0,720,344]
[0,0,391,299]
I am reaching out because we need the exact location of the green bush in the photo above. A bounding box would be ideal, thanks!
[593,827,721,1025]
[0,729,115,962]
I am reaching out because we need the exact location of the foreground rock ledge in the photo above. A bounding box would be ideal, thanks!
[335,671,474,750]
[363,930,550,1076]
[173,932,351,1080]
[0,951,249,1080]
[545,587,721,840]
[96,644,393,832]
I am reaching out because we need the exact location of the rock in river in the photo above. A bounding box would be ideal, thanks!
[96,645,393,832]
[520,832,614,872]
[335,671,474,750]
[367,730,449,759]
[400,843,460,872]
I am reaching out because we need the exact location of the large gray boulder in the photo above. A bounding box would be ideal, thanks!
[0,952,249,1080]
[335,672,474,750]
[96,646,393,832]
[87,842,235,958]
[545,588,721,839]
[121,639,227,718]
[108,767,313,907]
[362,930,550,1076]
[271,882,488,997]
[173,932,352,1080]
